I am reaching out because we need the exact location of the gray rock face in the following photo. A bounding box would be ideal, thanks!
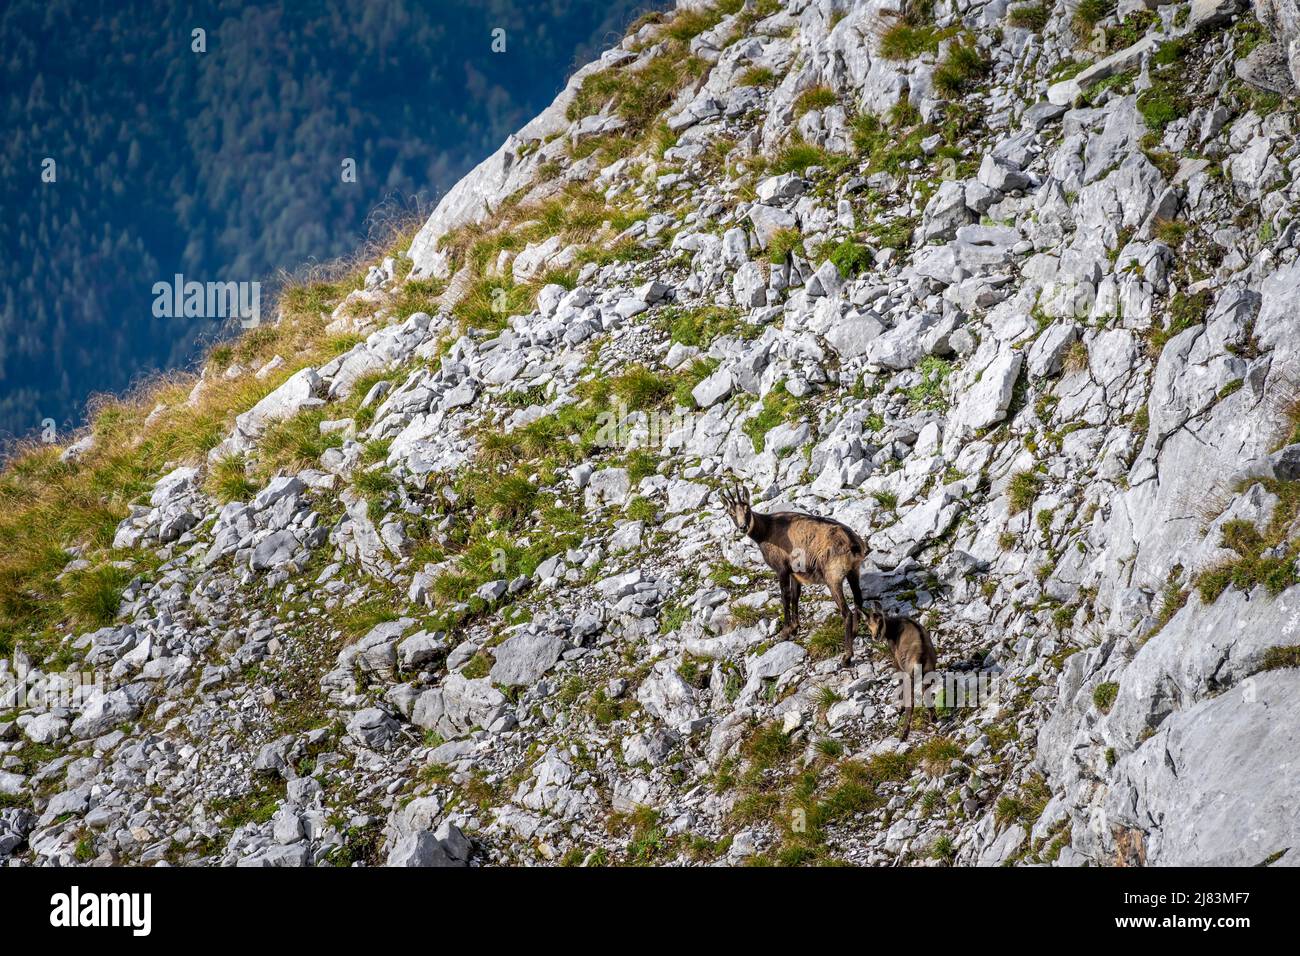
[943,350,1023,456]
[977,823,1026,866]
[347,708,400,749]
[1046,35,1162,106]
[920,180,974,243]
[636,661,701,729]
[910,225,1021,285]
[319,313,435,400]
[411,674,508,739]
[1235,39,1297,94]
[22,713,69,745]
[386,825,471,867]
[741,641,805,701]
[489,631,564,687]
[1027,322,1079,378]
[757,173,804,202]
[397,630,445,670]
[227,367,323,455]
[866,314,937,369]
[253,476,304,512]
[748,204,798,248]
[1107,587,1300,751]
[978,154,1030,192]
[824,314,885,358]
[250,530,301,571]
[70,691,139,739]
[0,805,35,857]
[0,772,27,798]
[1105,669,1300,866]
[692,368,734,408]
[733,261,768,307]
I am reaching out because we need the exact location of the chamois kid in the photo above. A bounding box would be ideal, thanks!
[717,480,868,665]
[862,602,938,740]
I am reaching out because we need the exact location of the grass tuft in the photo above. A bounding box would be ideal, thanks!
[1092,681,1119,713]
[1008,472,1041,515]
[794,85,838,117]
[1196,481,1300,604]
[1006,2,1049,31]
[933,38,989,99]
[1260,645,1300,672]
[61,564,133,629]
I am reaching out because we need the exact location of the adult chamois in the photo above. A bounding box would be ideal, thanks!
[717,480,868,666]
[862,602,938,740]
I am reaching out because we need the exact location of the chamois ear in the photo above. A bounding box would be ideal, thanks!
[740,483,751,505]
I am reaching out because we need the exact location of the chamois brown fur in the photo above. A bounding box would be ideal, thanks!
[863,602,938,740]
[717,480,868,665]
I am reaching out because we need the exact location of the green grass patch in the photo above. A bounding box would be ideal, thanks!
[767,137,854,178]
[61,563,133,629]
[1071,0,1116,42]
[1260,645,1300,672]
[208,778,286,830]
[743,382,807,453]
[850,108,934,177]
[673,358,720,408]
[738,66,777,87]
[1008,472,1041,515]
[933,38,988,99]
[1146,290,1209,358]
[829,239,873,278]
[1148,571,1188,638]
[1106,11,1156,49]
[1092,681,1119,713]
[994,774,1050,829]
[1196,482,1300,603]
[660,304,750,346]
[0,246,391,643]
[256,406,345,480]
[1137,40,1192,136]
[767,227,806,265]
[807,618,846,660]
[906,357,952,411]
[794,85,838,117]
[879,23,942,61]
[206,454,257,503]
[1006,2,1049,31]
[1154,218,1190,246]
[566,8,714,135]
[865,216,916,250]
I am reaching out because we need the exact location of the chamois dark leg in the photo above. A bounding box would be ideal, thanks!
[847,573,866,616]
[777,569,793,638]
[790,579,802,634]
[899,663,921,741]
[899,667,913,740]
[829,576,856,666]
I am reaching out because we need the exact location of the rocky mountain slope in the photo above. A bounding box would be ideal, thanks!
[2,0,1299,867]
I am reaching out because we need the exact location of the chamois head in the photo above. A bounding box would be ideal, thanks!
[717,479,753,533]
[862,601,886,640]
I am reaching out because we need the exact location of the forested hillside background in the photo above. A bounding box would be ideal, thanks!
[0,0,665,444]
